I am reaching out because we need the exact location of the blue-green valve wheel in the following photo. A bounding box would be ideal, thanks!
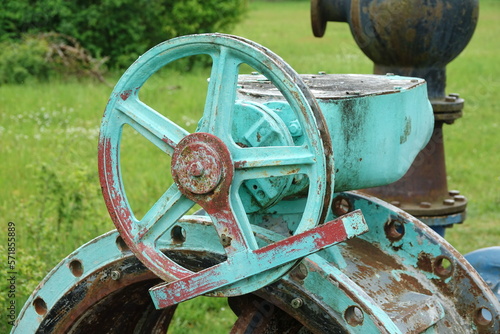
[98,33,344,305]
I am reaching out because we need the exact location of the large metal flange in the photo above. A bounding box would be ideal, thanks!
[14,194,499,333]
[7,224,372,334]
[98,33,345,307]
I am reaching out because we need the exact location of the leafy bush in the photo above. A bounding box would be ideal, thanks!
[0,36,51,84]
[0,33,108,84]
[1,0,248,68]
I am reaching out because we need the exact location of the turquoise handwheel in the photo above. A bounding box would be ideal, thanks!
[98,33,333,284]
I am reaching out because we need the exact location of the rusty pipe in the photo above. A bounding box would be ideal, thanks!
[312,0,479,98]
[311,0,479,234]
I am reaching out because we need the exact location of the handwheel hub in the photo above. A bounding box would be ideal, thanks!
[172,133,231,195]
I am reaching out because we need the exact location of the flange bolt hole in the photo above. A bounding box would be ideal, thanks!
[332,196,353,216]
[33,297,48,316]
[171,225,187,243]
[475,307,494,327]
[385,219,405,241]
[345,305,364,326]
[433,256,453,278]
[69,259,84,277]
[116,235,130,252]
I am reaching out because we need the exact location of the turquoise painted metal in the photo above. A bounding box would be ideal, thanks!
[97,33,361,306]
[11,33,500,333]
[238,73,434,191]
[98,34,433,308]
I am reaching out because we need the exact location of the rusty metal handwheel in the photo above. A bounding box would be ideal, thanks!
[98,34,335,305]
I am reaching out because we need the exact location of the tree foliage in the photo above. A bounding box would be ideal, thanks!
[0,0,247,68]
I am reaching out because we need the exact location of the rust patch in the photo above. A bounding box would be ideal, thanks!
[416,252,434,273]
[98,137,133,232]
[161,136,177,149]
[120,90,132,101]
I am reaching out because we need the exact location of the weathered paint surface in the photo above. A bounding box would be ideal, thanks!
[149,210,367,309]
[97,34,334,296]
[311,0,478,233]
[237,73,434,191]
[16,32,500,333]
[14,192,500,332]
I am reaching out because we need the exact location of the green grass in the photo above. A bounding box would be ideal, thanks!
[1,0,499,332]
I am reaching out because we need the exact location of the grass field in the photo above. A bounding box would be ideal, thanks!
[1,0,499,332]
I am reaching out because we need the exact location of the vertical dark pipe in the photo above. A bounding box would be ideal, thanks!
[312,0,479,235]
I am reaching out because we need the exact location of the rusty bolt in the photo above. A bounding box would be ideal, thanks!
[443,199,455,206]
[449,93,460,99]
[332,196,353,216]
[111,270,121,281]
[449,190,460,196]
[290,298,303,308]
[419,202,432,208]
[220,234,232,247]
[445,95,458,102]
[290,263,308,281]
[454,195,466,202]
[188,161,204,177]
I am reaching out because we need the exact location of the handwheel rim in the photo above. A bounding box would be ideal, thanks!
[98,33,333,287]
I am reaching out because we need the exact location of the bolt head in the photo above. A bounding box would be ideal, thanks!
[188,161,204,177]
[419,202,432,208]
[288,120,302,136]
[291,298,303,308]
[445,95,458,102]
[443,199,455,206]
[111,270,121,280]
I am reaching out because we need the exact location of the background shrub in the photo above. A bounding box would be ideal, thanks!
[0,0,248,69]
[0,36,51,84]
[0,33,108,84]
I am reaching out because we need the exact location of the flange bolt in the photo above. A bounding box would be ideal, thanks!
[291,297,304,308]
[188,161,204,177]
[111,270,121,281]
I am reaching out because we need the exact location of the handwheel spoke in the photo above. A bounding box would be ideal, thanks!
[232,146,315,180]
[137,184,194,243]
[227,186,259,252]
[116,98,189,155]
[198,46,241,139]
